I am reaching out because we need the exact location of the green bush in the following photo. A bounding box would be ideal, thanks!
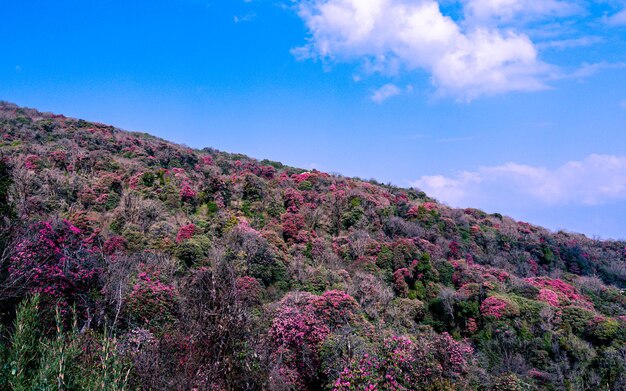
[175,236,211,266]
[0,296,130,390]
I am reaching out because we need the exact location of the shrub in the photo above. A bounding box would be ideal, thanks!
[537,288,560,307]
[176,223,196,243]
[492,373,524,391]
[309,290,360,329]
[4,295,42,390]
[175,236,210,266]
[268,304,329,389]
[235,276,262,305]
[179,182,197,202]
[9,220,101,311]
[525,277,593,309]
[480,296,519,319]
[103,235,128,255]
[281,207,306,243]
[331,333,473,390]
[125,269,177,330]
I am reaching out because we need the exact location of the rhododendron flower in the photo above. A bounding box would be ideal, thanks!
[466,318,478,333]
[24,154,42,170]
[235,276,262,304]
[480,296,518,319]
[537,288,560,307]
[9,220,101,310]
[525,277,593,309]
[126,267,177,329]
[180,182,197,202]
[176,223,196,243]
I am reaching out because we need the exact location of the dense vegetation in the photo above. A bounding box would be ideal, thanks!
[0,101,625,390]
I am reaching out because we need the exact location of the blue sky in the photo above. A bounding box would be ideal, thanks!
[1,0,626,239]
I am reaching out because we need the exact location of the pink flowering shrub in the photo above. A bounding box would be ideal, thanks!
[448,241,461,259]
[180,182,197,202]
[480,296,519,319]
[457,283,480,299]
[24,154,42,170]
[48,150,68,169]
[9,219,101,309]
[434,332,474,378]
[259,165,275,179]
[332,333,474,390]
[385,336,438,384]
[422,202,437,210]
[390,257,438,298]
[268,290,362,389]
[537,289,560,307]
[235,276,262,305]
[268,305,330,389]
[406,205,420,219]
[284,188,305,209]
[466,318,478,334]
[125,268,177,330]
[176,223,196,243]
[282,207,305,243]
[450,260,511,290]
[103,235,128,255]
[200,155,213,166]
[528,368,550,386]
[332,354,383,391]
[78,186,97,206]
[332,336,426,391]
[525,277,593,309]
[308,290,359,328]
[393,268,411,297]
[291,172,313,184]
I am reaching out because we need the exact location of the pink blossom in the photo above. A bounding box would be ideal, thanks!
[24,154,42,170]
[537,289,560,307]
[180,182,197,202]
[176,223,196,243]
[525,277,593,309]
[480,296,517,319]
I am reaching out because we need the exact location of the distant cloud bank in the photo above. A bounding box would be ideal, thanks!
[412,154,626,208]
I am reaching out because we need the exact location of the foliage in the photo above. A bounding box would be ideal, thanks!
[125,268,177,331]
[0,295,131,390]
[8,219,101,312]
[0,102,625,389]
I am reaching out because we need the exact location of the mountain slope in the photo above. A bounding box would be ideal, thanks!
[0,101,625,390]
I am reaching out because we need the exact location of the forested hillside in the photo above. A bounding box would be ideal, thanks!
[0,102,625,390]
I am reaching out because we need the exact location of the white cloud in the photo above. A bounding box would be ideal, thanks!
[234,13,256,23]
[371,83,402,103]
[551,61,626,80]
[537,36,603,50]
[462,0,581,26]
[412,155,626,207]
[294,0,551,100]
[415,171,482,205]
[605,8,626,26]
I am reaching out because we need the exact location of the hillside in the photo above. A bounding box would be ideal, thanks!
[0,101,625,390]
